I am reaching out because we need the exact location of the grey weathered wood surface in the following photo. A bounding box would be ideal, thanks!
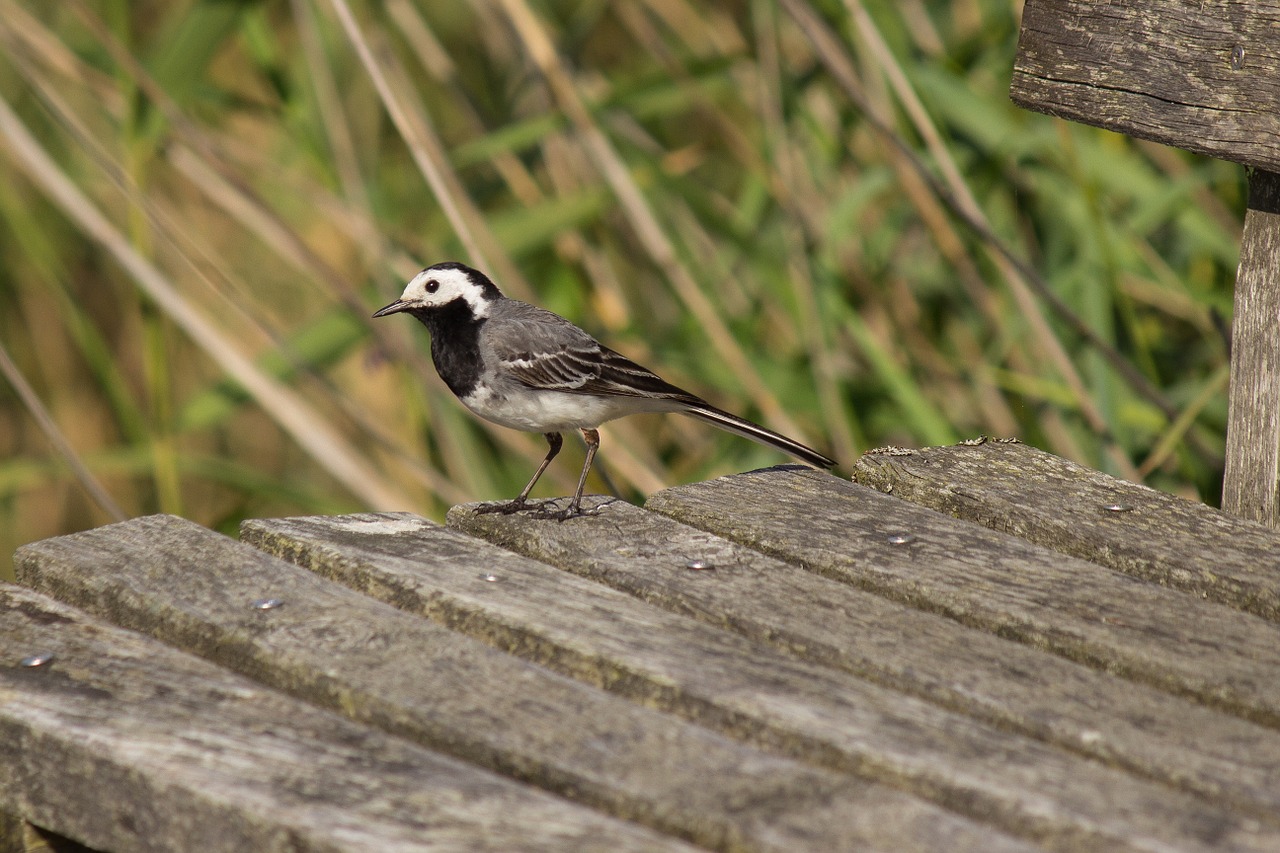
[1010,0,1280,173]
[245,509,1274,851]
[0,583,678,853]
[12,451,1280,851]
[649,466,1280,727]
[14,514,986,853]
[448,496,1280,823]
[1223,171,1280,526]
[852,440,1280,618]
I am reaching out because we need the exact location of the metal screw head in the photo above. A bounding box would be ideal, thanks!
[886,532,916,545]
[479,573,500,583]
[1231,44,1246,70]
[685,559,715,571]
[20,652,54,668]
[251,598,284,610]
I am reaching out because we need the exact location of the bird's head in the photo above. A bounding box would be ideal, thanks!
[373,261,503,319]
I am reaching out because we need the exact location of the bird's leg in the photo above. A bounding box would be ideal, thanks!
[548,428,599,520]
[476,432,562,515]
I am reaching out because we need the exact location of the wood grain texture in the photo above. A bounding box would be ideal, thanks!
[1223,170,1280,526]
[853,440,1280,616]
[0,583,679,853]
[13,514,962,853]
[1011,0,1280,171]
[249,509,1275,852]
[449,497,1280,823]
[646,466,1280,728]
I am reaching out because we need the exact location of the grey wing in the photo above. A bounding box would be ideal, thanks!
[488,302,697,401]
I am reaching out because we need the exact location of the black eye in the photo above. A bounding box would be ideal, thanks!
[425,279,440,293]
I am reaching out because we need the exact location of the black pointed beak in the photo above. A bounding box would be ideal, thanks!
[372,299,411,318]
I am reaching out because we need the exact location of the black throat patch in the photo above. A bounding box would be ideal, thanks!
[410,298,486,398]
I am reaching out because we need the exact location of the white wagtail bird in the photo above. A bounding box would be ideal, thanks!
[374,261,835,519]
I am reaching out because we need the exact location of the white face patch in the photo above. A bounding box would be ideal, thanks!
[399,267,491,317]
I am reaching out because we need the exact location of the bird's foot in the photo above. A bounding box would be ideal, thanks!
[526,498,587,521]
[473,497,586,520]
[473,498,535,516]
[532,496,622,521]
[474,496,616,521]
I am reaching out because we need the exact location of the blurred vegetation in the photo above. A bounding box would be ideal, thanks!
[0,0,1243,573]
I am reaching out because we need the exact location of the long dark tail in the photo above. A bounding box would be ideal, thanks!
[680,403,835,469]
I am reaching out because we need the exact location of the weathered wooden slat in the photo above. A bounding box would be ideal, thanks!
[13,515,1013,853]
[1010,0,1280,173]
[246,510,1277,852]
[852,441,1280,617]
[0,583,681,853]
[448,497,1280,823]
[645,465,1280,728]
[1223,171,1280,527]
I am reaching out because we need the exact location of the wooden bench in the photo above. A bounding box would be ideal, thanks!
[6,439,1280,851]
[1011,0,1280,526]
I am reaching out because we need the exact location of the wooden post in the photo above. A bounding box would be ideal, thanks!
[1011,0,1280,525]
[1224,171,1280,524]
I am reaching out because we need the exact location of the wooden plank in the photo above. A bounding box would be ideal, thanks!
[0,584,682,853]
[646,466,1280,728]
[14,515,1011,853]
[1224,170,1280,526]
[1010,0,1280,172]
[853,440,1280,616]
[448,497,1280,824]
[245,510,1277,852]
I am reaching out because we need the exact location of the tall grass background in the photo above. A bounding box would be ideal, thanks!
[0,0,1242,576]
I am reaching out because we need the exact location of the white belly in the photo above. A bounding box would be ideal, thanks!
[459,385,675,432]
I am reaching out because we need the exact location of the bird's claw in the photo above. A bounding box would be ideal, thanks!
[528,498,590,521]
[474,497,605,521]
[474,499,533,516]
